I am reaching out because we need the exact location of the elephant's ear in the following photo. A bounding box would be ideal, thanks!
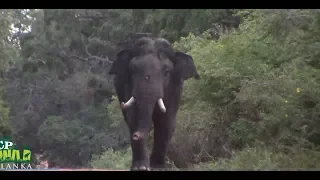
[109,49,133,75]
[173,52,200,80]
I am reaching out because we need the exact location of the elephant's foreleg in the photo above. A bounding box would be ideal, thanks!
[127,119,150,171]
[150,115,176,170]
[130,138,150,171]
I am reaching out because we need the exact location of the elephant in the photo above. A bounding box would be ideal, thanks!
[108,37,200,171]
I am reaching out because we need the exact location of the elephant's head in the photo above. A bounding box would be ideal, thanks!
[109,37,199,141]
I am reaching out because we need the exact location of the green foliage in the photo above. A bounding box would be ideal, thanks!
[230,118,260,147]
[37,116,95,166]
[0,10,20,73]
[0,96,12,137]
[168,9,320,169]
[146,9,240,42]
[107,95,127,128]
[0,9,24,138]
[198,147,320,170]
[38,107,129,167]
[89,148,132,169]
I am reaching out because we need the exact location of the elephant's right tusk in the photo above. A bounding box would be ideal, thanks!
[157,98,166,113]
[120,96,135,109]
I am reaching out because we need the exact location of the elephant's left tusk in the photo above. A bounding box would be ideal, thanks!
[121,96,135,109]
[157,98,166,113]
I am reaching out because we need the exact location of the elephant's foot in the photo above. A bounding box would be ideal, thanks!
[131,166,150,171]
[131,161,150,171]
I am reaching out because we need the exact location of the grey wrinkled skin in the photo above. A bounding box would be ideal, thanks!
[109,37,200,171]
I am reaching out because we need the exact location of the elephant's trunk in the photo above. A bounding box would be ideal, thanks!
[132,131,145,140]
[130,97,166,141]
[131,98,155,141]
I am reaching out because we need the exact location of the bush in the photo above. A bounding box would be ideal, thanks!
[166,9,320,169]
[38,114,130,168]
[0,78,12,138]
[0,97,12,137]
[197,147,320,170]
[89,148,132,169]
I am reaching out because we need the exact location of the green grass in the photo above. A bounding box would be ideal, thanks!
[196,147,320,170]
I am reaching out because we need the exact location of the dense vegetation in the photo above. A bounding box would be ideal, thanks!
[1,9,319,170]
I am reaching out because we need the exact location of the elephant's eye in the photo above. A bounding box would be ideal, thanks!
[144,75,150,80]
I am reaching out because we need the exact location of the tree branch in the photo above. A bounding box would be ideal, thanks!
[70,34,113,64]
